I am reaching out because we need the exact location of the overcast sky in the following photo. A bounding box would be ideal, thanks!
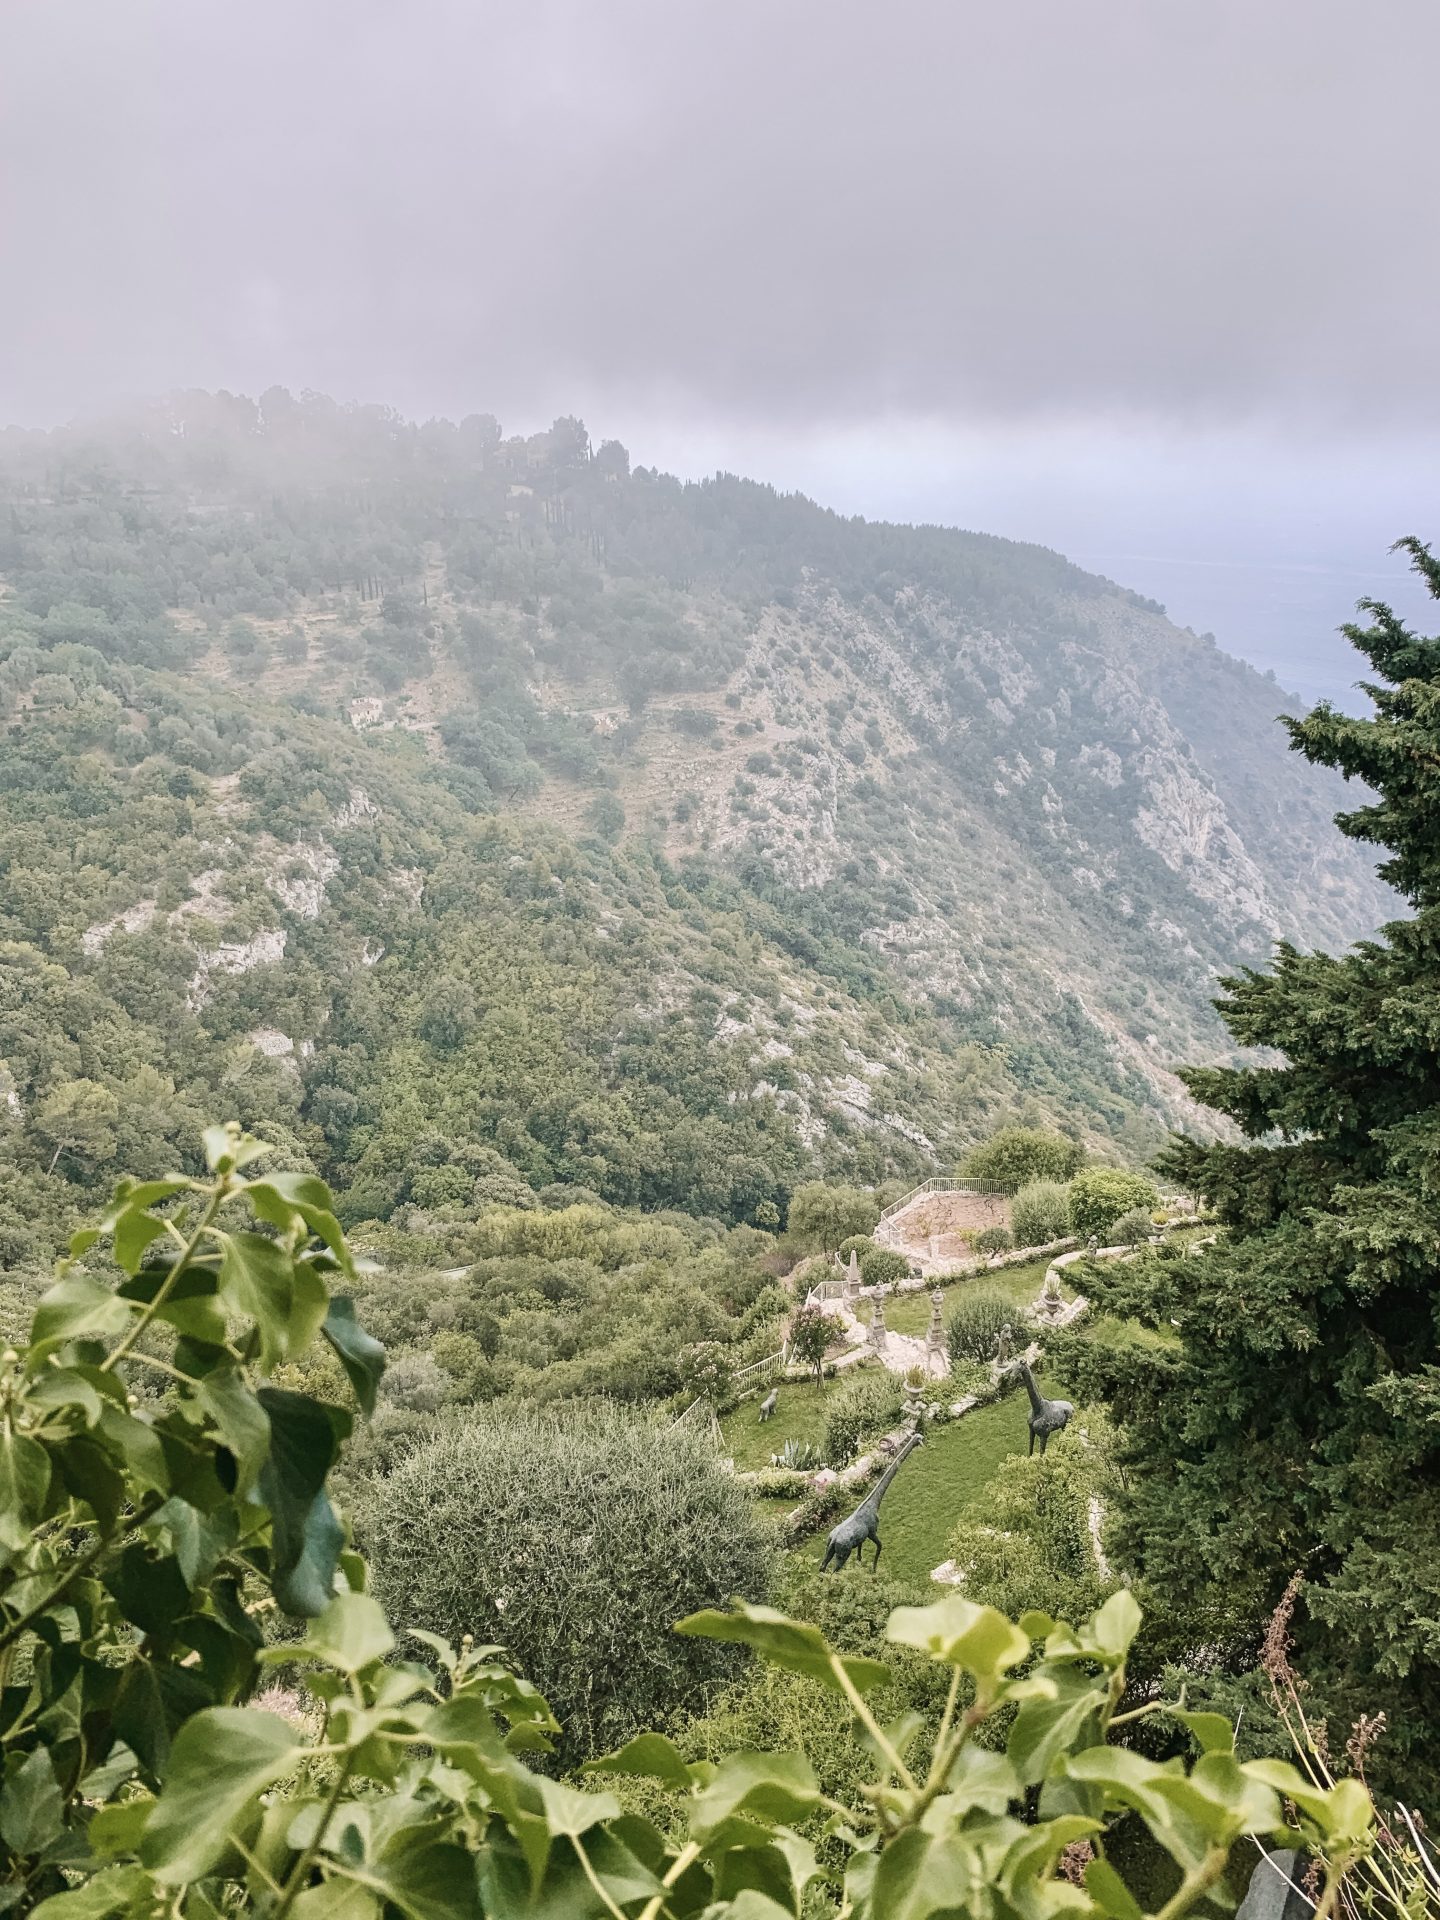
[3,0,1437,702]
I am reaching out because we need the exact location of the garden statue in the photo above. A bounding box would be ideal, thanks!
[1086,1234,1099,1257]
[1014,1359,1073,1456]
[868,1285,889,1352]
[925,1287,946,1373]
[995,1321,1014,1365]
[1033,1265,1067,1324]
[903,1369,926,1428]
[844,1250,862,1303]
[820,1430,924,1571]
[758,1385,779,1423]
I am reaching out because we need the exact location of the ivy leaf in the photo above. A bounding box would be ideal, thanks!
[532,1775,623,1837]
[98,1177,191,1223]
[95,1402,169,1497]
[530,1825,664,1915]
[219,1234,325,1365]
[197,1368,271,1495]
[1088,1590,1143,1661]
[0,1428,52,1523]
[119,1260,226,1346]
[139,1708,301,1880]
[867,1828,977,1920]
[202,1125,271,1175]
[30,1274,132,1359]
[1171,1708,1235,1755]
[689,1751,818,1846]
[0,1747,64,1855]
[111,1208,170,1277]
[321,1297,386,1417]
[362,1830,486,1920]
[1009,1667,1107,1786]
[1243,1761,1372,1845]
[290,1882,382,1920]
[300,1592,396,1675]
[885,1593,1031,1691]
[706,1897,792,1920]
[257,1388,350,1616]
[29,1863,150,1920]
[86,1796,155,1860]
[1085,1854,1147,1920]
[249,1173,355,1281]
[103,1542,191,1636]
[26,1368,105,1428]
[675,1601,891,1695]
[583,1731,699,1792]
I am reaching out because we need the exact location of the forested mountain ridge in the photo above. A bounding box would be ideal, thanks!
[0,391,1392,1257]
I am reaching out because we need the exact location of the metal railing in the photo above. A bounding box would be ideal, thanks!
[733,1347,787,1384]
[875,1176,1008,1227]
[802,1276,847,1310]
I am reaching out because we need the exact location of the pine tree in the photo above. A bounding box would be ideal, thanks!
[1075,539,1440,1792]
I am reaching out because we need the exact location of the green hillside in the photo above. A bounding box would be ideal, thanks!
[0,392,1392,1258]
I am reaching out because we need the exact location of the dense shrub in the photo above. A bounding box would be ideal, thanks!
[1108,1206,1156,1246]
[946,1285,1014,1367]
[1010,1177,1072,1248]
[959,1127,1085,1193]
[1068,1167,1159,1241]
[378,1350,447,1412]
[860,1246,910,1286]
[361,1404,773,1759]
[946,1413,1119,1623]
[836,1234,878,1263]
[972,1225,1013,1263]
[821,1366,904,1466]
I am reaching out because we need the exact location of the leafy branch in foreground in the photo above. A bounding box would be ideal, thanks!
[0,1127,1381,1918]
[0,1123,386,1903]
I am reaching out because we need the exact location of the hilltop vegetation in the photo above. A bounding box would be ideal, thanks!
[0,391,1392,1258]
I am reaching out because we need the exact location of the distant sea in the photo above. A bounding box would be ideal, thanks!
[1065,545,1437,713]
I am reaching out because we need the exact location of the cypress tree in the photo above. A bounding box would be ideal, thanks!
[1075,539,1440,1790]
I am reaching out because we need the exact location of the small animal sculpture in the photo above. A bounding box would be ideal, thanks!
[1015,1359,1073,1456]
[820,1431,923,1572]
[758,1386,779,1423]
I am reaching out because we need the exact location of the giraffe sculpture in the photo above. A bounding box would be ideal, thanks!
[1014,1359,1073,1456]
[820,1431,923,1571]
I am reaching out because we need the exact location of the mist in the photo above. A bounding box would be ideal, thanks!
[3,0,1436,698]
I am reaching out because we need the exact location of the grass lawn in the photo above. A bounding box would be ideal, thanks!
[792,1372,1072,1585]
[720,1377,830,1471]
[884,1257,1066,1336]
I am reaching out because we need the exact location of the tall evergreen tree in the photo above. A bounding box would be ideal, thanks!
[1072,539,1440,1791]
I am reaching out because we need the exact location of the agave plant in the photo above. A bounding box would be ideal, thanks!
[773,1436,825,1471]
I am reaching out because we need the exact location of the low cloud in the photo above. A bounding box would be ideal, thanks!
[2,0,1436,434]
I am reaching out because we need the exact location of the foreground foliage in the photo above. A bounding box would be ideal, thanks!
[0,1131,1386,1918]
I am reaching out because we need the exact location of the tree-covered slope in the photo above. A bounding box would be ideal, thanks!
[0,392,1392,1256]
